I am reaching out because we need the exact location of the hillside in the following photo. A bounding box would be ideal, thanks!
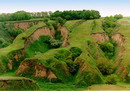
[0,16,130,90]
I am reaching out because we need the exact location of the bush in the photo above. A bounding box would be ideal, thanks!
[99,41,115,59]
[69,47,82,61]
[43,18,49,23]
[55,49,71,60]
[55,30,62,40]
[102,16,117,36]
[66,60,79,75]
[96,58,115,75]
[76,63,104,87]
[39,36,51,44]
[56,17,66,26]
[2,42,10,48]
[45,22,52,30]
[106,74,118,84]
[8,29,22,38]
[114,14,123,20]
[49,38,62,48]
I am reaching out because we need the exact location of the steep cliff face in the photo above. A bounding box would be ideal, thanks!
[60,27,69,47]
[112,33,125,48]
[27,27,55,43]
[91,33,109,43]
[112,33,128,81]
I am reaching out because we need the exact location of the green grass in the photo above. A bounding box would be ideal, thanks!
[118,18,130,65]
[38,82,86,91]
[91,19,104,33]
[64,20,85,32]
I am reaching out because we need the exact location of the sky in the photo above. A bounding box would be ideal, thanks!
[0,0,130,16]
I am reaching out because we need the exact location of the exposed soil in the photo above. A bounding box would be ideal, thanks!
[17,60,57,80]
[91,33,109,43]
[14,21,43,30]
[60,27,69,47]
[24,26,55,48]
[87,85,127,90]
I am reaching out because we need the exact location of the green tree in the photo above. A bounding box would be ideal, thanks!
[10,11,31,21]
[114,14,123,20]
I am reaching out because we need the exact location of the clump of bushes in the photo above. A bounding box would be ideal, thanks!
[102,16,117,36]
[8,29,22,38]
[55,17,66,26]
[49,38,62,48]
[69,47,82,61]
[102,15,123,37]
[105,74,118,84]
[54,47,82,75]
[55,30,62,40]
[55,49,71,60]
[96,58,116,75]
[65,60,79,75]
[55,47,82,61]
[40,35,62,48]
[75,63,104,87]
[99,41,116,59]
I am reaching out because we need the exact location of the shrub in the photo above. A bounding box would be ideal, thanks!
[43,18,49,23]
[49,38,62,48]
[99,41,115,59]
[66,60,79,75]
[2,42,10,48]
[55,49,71,60]
[8,29,22,38]
[76,63,104,87]
[96,58,115,75]
[55,30,62,40]
[102,16,117,36]
[45,22,52,30]
[114,14,123,20]
[69,47,82,61]
[39,36,51,44]
[106,74,118,84]
[52,22,58,30]
[56,17,66,26]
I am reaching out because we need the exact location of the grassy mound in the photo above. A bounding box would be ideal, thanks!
[0,77,39,90]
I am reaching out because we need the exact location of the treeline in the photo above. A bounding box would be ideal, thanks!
[0,11,52,21]
[0,10,101,21]
[50,10,101,20]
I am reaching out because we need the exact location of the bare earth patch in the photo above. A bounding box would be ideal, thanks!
[87,85,128,90]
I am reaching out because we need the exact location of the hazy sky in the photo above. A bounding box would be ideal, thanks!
[0,0,130,16]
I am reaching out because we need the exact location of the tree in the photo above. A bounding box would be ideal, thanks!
[10,11,31,21]
[50,10,101,20]
[114,14,123,20]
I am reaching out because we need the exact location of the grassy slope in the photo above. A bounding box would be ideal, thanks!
[0,23,45,57]
[118,18,130,65]
[0,29,11,43]
[34,19,104,60]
